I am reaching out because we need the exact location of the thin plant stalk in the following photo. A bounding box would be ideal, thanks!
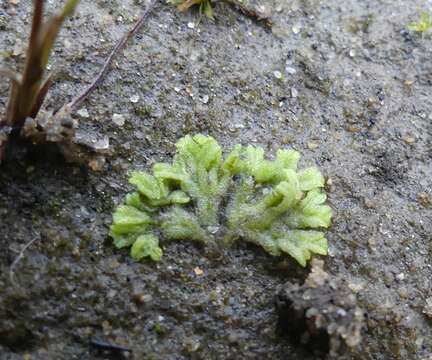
[0,0,80,161]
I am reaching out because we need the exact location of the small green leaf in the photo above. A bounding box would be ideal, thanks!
[249,232,281,256]
[153,162,187,183]
[112,233,138,249]
[176,134,222,171]
[262,181,299,211]
[243,146,264,171]
[202,0,214,19]
[131,234,163,261]
[253,161,283,183]
[241,147,300,184]
[130,171,167,200]
[110,205,151,235]
[223,144,244,174]
[298,167,325,191]
[408,12,432,33]
[61,0,80,18]
[162,207,207,242]
[276,149,300,170]
[277,230,328,267]
[285,190,332,229]
[125,192,142,209]
[112,205,151,225]
[167,190,190,204]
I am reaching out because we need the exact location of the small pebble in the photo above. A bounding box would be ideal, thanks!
[72,247,80,258]
[364,199,377,209]
[133,293,152,304]
[396,273,405,281]
[103,14,114,24]
[307,142,318,150]
[112,113,125,126]
[402,135,415,145]
[185,85,193,97]
[286,66,297,75]
[187,22,195,29]
[292,25,301,34]
[347,125,361,133]
[88,157,105,171]
[349,49,356,57]
[291,87,298,98]
[77,108,90,118]
[102,320,111,333]
[194,267,204,276]
[130,94,140,103]
[281,136,290,144]
[417,192,431,207]
[273,70,282,79]
[348,282,365,293]
[184,338,200,352]
[305,259,329,287]
[398,286,409,299]
[201,95,209,104]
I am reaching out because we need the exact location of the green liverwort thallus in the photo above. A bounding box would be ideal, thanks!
[110,134,332,266]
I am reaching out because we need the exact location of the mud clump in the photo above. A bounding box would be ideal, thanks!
[276,259,364,359]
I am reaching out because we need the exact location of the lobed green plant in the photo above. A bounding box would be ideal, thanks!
[169,0,214,19]
[110,134,332,266]
[408,11,432,33]
[168,0,272,27]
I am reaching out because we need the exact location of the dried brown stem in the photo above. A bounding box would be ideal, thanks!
[0,0,80,163]
[0,69,20,127]
[29,73,54,118]
[11,0,80,129]
[29,0,44,46]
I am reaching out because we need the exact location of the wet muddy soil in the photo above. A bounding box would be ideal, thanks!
[0,0,431,359]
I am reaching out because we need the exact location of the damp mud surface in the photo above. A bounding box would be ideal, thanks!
[0,0,431,359]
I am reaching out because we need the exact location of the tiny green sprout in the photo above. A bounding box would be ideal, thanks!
[110,134,332,267]
[408,11,432,33]
[169,0,214,19]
